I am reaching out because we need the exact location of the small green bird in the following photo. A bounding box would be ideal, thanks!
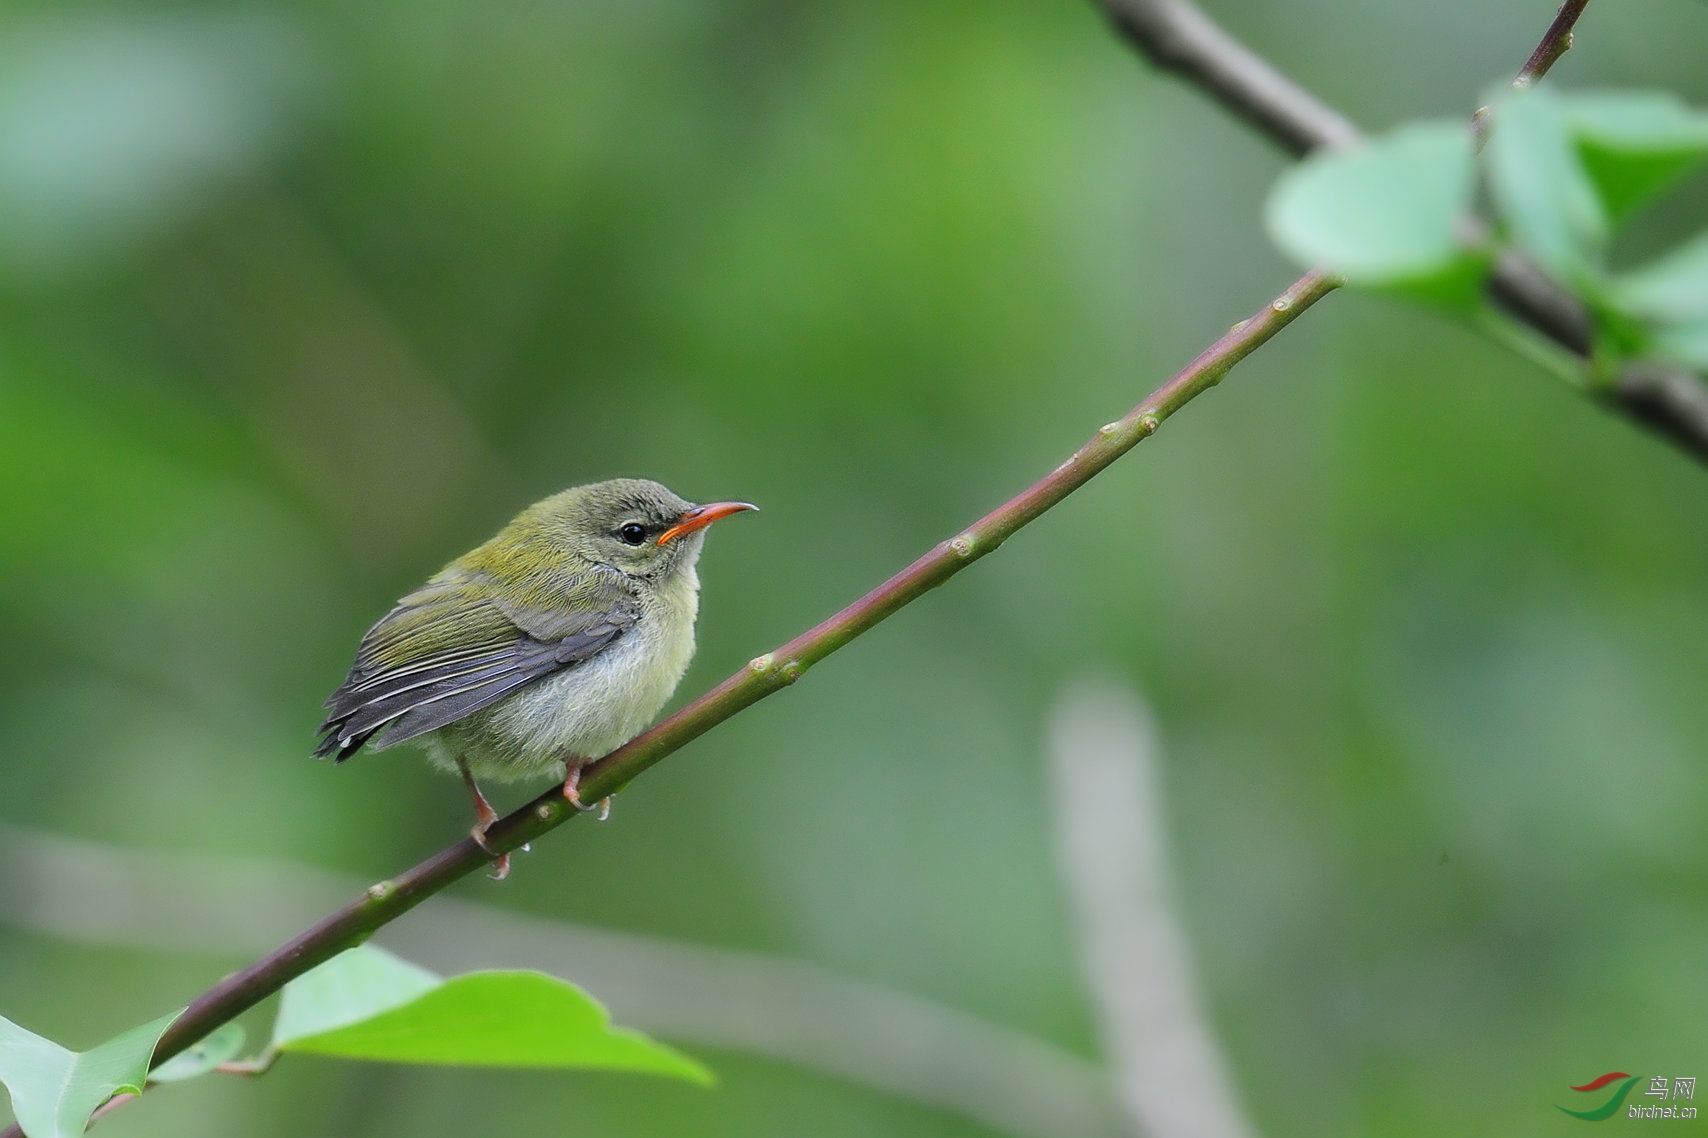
[315,478,755,875]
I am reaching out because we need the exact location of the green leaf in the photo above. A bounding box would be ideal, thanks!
[271,945,441,1048]
[270,946,710,1085]
[1564,90,1708,222]
[1606,229,1708,323]
[280,971,712,1085]
[1265,120,1477,285]
[0,1010,180,1138]
[147,1024,246,1085]
[1485,86,1608,285]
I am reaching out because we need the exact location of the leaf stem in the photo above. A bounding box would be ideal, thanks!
[1472,305,1591,391]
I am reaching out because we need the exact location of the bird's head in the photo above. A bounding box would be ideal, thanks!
[533,478,757,581]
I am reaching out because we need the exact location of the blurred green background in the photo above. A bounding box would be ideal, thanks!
[2,0,1707,1135]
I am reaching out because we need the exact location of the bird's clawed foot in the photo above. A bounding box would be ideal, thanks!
[562,765,612,821]
[469,815,510,880]
[460,759,511,879]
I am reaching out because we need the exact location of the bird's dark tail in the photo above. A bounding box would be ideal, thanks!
[312,720,378,763]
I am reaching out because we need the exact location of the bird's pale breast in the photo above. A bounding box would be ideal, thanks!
[421,565,700,781]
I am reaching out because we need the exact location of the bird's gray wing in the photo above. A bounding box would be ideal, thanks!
[314,569,639,761]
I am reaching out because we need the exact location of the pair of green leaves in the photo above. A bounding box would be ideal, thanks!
[1265,86,1708,372]
[1,946,709,1138]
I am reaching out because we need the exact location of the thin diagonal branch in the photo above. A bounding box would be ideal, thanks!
[0,268,1337,1138]
[1096,0,1708,464]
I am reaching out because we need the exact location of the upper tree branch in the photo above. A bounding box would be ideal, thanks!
[1098,0,1356,153]
[1516,0,1590,88]
[1096,0,1708,464]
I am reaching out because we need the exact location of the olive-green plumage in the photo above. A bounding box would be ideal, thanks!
[316,479,754,808]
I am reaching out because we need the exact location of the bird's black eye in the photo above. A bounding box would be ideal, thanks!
[619,522,648,546]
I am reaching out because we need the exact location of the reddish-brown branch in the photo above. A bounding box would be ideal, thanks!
[4,272,1337,1137]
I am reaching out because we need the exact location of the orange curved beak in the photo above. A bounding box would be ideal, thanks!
[657,500,759,545]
